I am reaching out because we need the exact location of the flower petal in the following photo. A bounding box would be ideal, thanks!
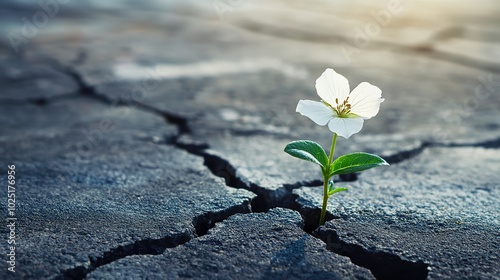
[296,100,334,126]
[348,82,384,119]
[327,117,364,139]
[315,68,350,106]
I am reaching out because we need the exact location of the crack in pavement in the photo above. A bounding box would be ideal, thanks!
[47,60,193,135]
[233,19,500,74]
[385,137,500,165]
[0,94,79,106]
[446,136,500,149]
[56,202,252,280]
[5,65,498,167]
[23,61,497,280]
[7,57,500,156]
[169,138,429,280]
[384,141,433,165]
[315,228,429,280]
[55,232,190,280]
[149,112,496,279]
[1,54,190,135]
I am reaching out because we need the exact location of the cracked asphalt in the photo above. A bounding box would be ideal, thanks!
[0,1,499,279]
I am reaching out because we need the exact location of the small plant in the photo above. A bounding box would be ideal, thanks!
[285,68,389,225]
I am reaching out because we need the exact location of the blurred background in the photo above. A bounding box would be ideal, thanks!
[1,0,499,144]
[1,2,499,279]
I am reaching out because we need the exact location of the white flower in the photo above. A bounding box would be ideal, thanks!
[296,68,384,139]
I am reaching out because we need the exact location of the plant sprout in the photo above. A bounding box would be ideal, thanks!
[285,68,389,225]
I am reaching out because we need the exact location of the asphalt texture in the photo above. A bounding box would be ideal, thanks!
[0,1,499,279]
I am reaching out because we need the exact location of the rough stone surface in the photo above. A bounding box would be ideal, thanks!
[1,146,254,280]
[87,208,374,280]
[177,133,428,191]
[0,96,178,161]
[0,98,254,279]
[295,147,500,279]
[0,57,78,101]
[0,0,499,279]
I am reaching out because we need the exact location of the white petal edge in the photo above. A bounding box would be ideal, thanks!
[348,82,384,119]
[296,100,334,126]
[327,117,364,139]
[315,68,350,107]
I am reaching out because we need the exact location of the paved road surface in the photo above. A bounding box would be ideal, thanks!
[0,1,499,279]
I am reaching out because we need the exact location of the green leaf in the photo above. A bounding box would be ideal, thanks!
[327,180,348,196]
[328,187,348,196]
[284,140,329,169]
[327,180,334,192]
[330,152,388,176]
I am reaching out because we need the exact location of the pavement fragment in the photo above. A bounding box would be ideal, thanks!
[87,208,375,280]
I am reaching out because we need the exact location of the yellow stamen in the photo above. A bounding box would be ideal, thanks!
[332,97,353,117]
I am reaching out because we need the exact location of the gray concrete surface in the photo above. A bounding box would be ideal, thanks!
[0,0,499,279]
[87,208,375,280]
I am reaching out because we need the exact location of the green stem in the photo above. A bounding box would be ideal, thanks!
[319,176,329,226]
[319,133,338,226]
[328,133,338,165]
